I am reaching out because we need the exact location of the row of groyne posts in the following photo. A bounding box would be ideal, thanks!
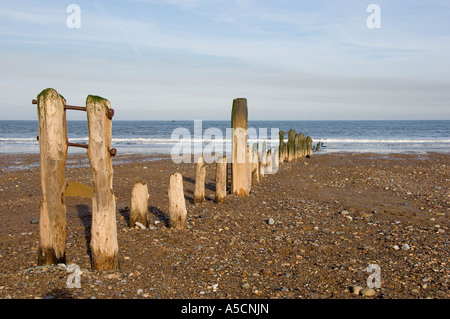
[33,89,314,271]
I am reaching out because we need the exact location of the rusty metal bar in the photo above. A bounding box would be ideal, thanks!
[32,99,114,119]
[107,109,114,120]
[67,142,88,149]
[36,139,117,157]
[33,99,116,156]
[65,105,86,112]
[109,148,117,157]
[66,142,117,157]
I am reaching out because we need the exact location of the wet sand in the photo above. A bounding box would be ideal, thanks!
[0,152,448,299]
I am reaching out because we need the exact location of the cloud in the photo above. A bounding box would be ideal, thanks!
[0,0,449,120]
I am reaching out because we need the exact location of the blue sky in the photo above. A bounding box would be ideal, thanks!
[1,0,449,120]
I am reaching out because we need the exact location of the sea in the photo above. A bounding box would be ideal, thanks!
[0,120,449,156]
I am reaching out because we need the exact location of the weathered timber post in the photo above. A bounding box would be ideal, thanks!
[215,156,227,203]
[283,143,288,162]
[294,133,300,160]
[36,88,68,265]
[86,95,119,270]
[231,98,249,197]
[300,133,307,158]
[306,136,313,157]
[245,145,252,195]
[266,149,273,174]
[260,140,267,178]
[273,148,279,173]
[193,156,206,203]
[252,143,260,185]
[279,131,285,165]
[288,129,295,162]
[168,173,188,229]
[129,180,149,228]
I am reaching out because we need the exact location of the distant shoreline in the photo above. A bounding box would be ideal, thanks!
[0,151,448,173]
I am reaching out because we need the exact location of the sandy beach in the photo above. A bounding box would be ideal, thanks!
[0,152,448,299]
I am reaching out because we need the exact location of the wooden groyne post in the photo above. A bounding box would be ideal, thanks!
[279,131,285,165]
[215,156,227,203]
[231,98,249,197]
[288,129,295,162]
[36,88,68,265]
[129,180,150,228]
[252,143,260,185]
[33,90,117,269]
[306,136,313,157]
[246,145,252,194]
[194,156,206,204]
[168,173,188,229]
[86,95,119,270]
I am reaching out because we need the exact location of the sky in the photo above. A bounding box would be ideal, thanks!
[0,0,449,120]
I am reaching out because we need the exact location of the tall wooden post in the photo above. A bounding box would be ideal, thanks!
[300,133,307,158]
[288,129,295,162]
[252,144,260,185]
[273,148,279,173]
[279,131,285,165]
[215,156,227,203]
[36,88,67,265]
[283,143,288,162]
[245,145,252,195]
[129,180,149,228]
[194,156,206,204]
[306,136,313,157]
[260,141,267,178]
[266,149,273,174]
[231,98,248,197]
[168,173,188,229]
[86,95,119,271]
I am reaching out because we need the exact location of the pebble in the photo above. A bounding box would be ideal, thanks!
[268,218,275,225]
[352,286,363,295]
[401,244,411,251]
[262,269,271,276]
[360,288,376,297]
[30,219,39,224]
[137,289,143,295]
[341,210,350,215]
[134,222,147,230]
[345,216,353,221]
[393,245,400,250]
[241,283,251,289]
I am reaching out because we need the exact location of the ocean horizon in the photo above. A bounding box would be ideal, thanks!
[0,120,449,155]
